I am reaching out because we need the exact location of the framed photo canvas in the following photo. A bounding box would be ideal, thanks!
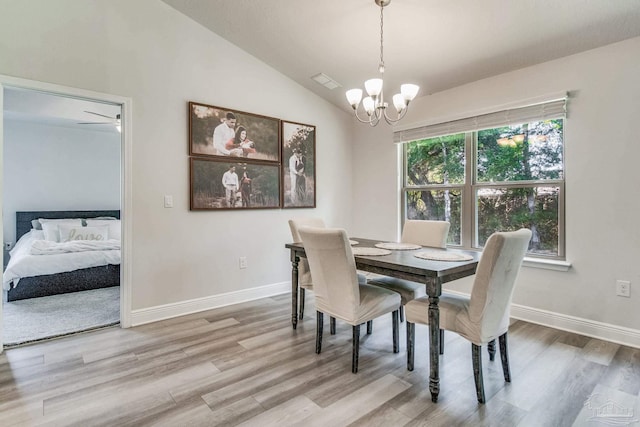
[190,158,281,210]
[189,102,280,162]
[282,120,316,208]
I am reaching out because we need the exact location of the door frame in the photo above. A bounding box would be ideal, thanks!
[0,74,133,353]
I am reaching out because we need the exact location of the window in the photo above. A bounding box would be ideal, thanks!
[400,99,566,258]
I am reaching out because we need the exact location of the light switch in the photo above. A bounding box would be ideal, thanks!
[164,195,174,208]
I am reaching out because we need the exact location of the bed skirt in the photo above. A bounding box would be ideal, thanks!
[6,264,120,302]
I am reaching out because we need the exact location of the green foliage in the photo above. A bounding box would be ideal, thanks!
[477,120,563,182]
[283,125,315,176]
[406,134,465,186]
[405,120,564,256]
[191,160,279,208]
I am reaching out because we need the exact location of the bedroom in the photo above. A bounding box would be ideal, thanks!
[2,88,122,346]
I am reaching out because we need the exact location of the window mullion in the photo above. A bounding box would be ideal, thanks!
[460,132,475,249]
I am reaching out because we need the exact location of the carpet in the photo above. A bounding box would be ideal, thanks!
[2,286,120,347]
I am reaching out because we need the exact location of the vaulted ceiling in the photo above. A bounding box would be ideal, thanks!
[161,0,640,112]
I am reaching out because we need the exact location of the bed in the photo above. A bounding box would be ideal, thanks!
[3,210,121,302]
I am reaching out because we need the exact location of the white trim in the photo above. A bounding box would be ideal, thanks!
[510,304,640,349]
[522,257,572,272]
[130,281,291,326]
[120,94,133,328]
[445,289,640,349]
[0,82,4,354]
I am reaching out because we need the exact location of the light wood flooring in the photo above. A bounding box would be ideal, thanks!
[1,293,639,427]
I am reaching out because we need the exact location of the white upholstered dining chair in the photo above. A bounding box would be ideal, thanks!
[405,228,532,403]
[368,220,450,322]
[288,217,325,320]
[288,218,366,322]
[299,227,401,373]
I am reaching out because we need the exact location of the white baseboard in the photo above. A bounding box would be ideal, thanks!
[130,284,640,349]
[130,281,290,326]
[510,304,640,349]
[443,289,640,349]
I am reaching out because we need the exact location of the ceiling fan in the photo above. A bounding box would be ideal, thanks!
[78,110,121,132]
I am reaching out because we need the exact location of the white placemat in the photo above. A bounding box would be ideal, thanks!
[349,240,359,245]
[375,242,421,250]
[414,250,474,262]
[352,247,392,256]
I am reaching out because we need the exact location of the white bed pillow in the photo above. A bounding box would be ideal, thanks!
[30,230,45,240]
[38,218,83,224]
[58,225,109,242]
[40,219,83,242]
[85,219,121,241]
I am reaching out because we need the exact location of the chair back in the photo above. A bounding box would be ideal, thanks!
[401,220,450,248]
[299,227,361,322]
[289,217,325,243]
[288,218,325,288]
[467,228,532,343]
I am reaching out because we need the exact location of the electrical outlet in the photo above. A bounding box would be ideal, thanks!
[239,257,248,269]
[163,195,174,208]
[616,280,631,298]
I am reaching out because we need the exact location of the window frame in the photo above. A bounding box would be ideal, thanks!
[401,126,566,260]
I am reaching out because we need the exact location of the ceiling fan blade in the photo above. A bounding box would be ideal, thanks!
[84,110,116,119]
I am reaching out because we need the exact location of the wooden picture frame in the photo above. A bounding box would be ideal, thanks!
[190,158,281,210]
[282,120,316,208]
[189,101,281,162]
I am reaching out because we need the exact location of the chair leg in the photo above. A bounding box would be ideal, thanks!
[488,339,496,361]
[352,324,360,373]
[330,317,336,335]
[499,333,511,382]
[399,305,405,322]
[439,329,445,355]
[472,344,486,403]
[316,311,323,354]
[366,320,373,335]
[392,310,399,353]
[299,288,306,320]
[406,322,415,371]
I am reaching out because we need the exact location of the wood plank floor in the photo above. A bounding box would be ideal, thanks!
[1,293,639,427]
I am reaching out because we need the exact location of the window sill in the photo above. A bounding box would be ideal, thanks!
[522,257,571,272]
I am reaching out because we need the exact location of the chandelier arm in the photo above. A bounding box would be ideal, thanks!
[352,109,379,125]
[382,107,409,124]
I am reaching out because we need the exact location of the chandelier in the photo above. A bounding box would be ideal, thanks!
[346,0,419,126]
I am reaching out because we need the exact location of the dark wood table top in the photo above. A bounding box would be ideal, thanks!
[286,237,480,284]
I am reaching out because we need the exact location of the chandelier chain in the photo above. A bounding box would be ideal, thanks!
[379,2,384,72]
[345,0,419,126]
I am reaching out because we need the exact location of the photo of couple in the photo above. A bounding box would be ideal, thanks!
[189,102,280,162]
[188,102,316,211]
[282,121,316,208]
[221,164,254,208]
[190,159,280,210]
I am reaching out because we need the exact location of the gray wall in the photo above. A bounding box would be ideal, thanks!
[3,120,121,250]
[0,0,355,312]
[350,36,640,335]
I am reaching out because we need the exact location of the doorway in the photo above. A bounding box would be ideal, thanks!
[0,75,131,351]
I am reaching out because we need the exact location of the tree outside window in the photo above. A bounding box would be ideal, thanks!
[404,119,564,258]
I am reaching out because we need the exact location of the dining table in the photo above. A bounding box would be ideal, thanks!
[285,237,480,403]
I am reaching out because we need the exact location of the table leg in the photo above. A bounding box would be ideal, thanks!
[428,294,440,402]
[291,255,299,329]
